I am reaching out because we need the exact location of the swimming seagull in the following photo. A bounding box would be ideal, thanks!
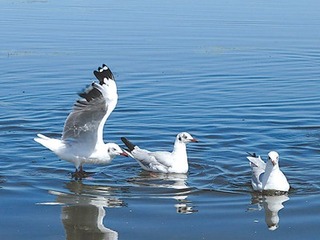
[34,64,128,179]
[247,151,290,193]
[121,132,198,174]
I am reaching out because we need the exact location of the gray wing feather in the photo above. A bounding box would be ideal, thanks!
[247,155,266,190]
[247,156,266,169]
[150,151,173,168]
[62,90,107,144]
[132,148,172,171]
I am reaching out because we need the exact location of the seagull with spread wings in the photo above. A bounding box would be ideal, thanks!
[34,64,127,179]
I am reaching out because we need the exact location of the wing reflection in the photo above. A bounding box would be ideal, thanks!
[128,172,197,214]
[250,192,289,230]
[49,181,126,240]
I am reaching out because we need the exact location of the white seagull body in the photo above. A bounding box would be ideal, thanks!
[247,151,290,192]
[34,64,127,178]
[121,132,198,174]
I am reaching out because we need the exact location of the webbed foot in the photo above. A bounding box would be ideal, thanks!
[72,166,91,180]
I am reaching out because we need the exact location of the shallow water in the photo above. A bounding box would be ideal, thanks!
[1,0,320,239]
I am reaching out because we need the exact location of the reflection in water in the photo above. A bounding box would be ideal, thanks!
[62,204,117,240]
[250,193,289,230]
[128,172,197,214]
[49,181,125,240]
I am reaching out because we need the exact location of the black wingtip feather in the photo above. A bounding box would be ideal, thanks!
[93,64,115,85]
[247,152,257,157]
[78,86,102,102]
[121,137,136,152]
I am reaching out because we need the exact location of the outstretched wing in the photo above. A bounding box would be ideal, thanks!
[62,64,117,148]
[62,83,108,143]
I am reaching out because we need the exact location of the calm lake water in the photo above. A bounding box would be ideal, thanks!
[1,0,320,239]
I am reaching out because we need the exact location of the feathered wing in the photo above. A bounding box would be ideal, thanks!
[137,150,172,172]
[93,64,115,83]
[62,64,117,150]
[62,91,108,144]
[150,151,173,167]
[247,156,266,170]
[129,147,157,169]
[121,137,173,172]
[247,154,266,190]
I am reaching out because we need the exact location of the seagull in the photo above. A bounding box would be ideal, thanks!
[34,64,128,179]
[121,132,198,174]
[247,151,290,193]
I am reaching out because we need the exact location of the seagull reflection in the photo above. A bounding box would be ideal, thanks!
[250,192,289,230]
[49,181,125,240]
[128,171,197,214]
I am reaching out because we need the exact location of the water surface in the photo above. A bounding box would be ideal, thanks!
[1,0,320,239]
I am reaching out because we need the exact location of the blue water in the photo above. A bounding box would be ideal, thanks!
[1,0,320,239]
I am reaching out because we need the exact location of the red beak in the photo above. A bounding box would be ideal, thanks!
[120,151,129,157]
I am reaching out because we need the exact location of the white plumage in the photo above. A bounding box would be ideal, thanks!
[247,151,290,192]
[34,64,127,178]
[121,132,198,174]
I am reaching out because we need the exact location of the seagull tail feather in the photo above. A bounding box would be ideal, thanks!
[34,134,64,153]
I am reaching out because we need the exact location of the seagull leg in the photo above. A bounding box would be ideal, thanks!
[78,166,89,178]
[72,169,82,180]
[72,166,89,180]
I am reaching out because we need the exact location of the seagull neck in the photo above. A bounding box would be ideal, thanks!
[172,141,186,154]
[171,140,189,173]
[265,161,279,176]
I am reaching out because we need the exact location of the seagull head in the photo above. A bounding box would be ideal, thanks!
[268,151,279,166]
[107,143,129,157]
[177,132,198,144]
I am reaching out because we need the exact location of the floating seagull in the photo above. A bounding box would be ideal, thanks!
[121,132,198,174]
[247,151,290,192]
[34,64,127,179]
